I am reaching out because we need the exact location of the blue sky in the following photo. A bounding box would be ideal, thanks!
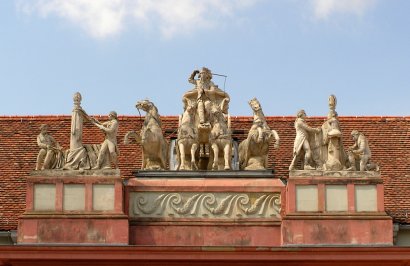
[0,0,409,116]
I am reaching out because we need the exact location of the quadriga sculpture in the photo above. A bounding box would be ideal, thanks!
[176,101,199,170]
[208,101,232,170]
[239,98,280,170]
[124,100,168,170]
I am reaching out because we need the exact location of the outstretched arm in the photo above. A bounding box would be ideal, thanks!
[299,121,320,133]
[188,70,199,85]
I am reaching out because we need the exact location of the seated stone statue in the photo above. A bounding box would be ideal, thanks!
[183,67,230,128]
[347,130,378,171]
[239,98,279,170]
[91,111,119,169]
[36,124,64,170]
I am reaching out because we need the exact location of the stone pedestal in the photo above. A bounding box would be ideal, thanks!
[18,169,128,245]
[125,170,285,246]
[282,170,392,246]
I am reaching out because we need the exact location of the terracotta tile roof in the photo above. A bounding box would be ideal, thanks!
[0,115,409,230]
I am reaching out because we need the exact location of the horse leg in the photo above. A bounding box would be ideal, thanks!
[191,143,198,170]
[178,142,186,170]
[211,143,219,170]
[223,143,231,170]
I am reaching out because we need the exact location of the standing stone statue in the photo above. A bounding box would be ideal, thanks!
[35,124,64,170]
[63,92,90,170]
[347,130,378,171]
[239,98,280,170]
[91,111,119,169]
[289,109,321,170]
[318,95,348,171]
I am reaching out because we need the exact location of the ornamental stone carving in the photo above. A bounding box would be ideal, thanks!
[239,98,280,170]
[131,192,281,219]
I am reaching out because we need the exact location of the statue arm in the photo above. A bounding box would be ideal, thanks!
[37,135,47,149]
[101,120,118,133]
[49,135,61,149]
[188,70,199,85]
[79,107,92,122]
[299,121,320,133]
[355,137,367,154]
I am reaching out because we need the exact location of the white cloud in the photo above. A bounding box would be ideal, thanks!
[16,0,258,39]
[311,0,376,20]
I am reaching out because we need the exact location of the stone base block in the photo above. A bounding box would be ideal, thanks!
[130,223,281,246]
[126,170,285,246]
[18,216,129,245]
[282,216,393,246]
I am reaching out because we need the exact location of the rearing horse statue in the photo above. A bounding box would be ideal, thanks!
[239,98,280,170]
[208,101,232,170]
[176,101,199,170]
[124,99,168,170]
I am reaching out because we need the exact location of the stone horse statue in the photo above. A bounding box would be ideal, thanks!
[239,98,280,170]
[124,99,168,170]
[176,101,199,170]
[208,101,232,170]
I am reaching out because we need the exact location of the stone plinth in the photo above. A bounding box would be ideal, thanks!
[282,170,392,246]
[18,169,128,245]
[125,170,285,246]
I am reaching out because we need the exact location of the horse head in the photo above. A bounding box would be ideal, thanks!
[136,99,156,113]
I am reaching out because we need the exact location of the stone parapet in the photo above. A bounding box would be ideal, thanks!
[18,170,128,245]
[282,170,392,246]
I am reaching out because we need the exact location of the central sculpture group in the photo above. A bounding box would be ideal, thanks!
[35,67,377,172]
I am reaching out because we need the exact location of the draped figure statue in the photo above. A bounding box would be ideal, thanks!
[64,92,89,170]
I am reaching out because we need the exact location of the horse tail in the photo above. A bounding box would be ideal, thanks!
[272,130,280,148]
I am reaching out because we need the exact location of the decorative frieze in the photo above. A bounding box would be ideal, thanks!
[130,192,281,219]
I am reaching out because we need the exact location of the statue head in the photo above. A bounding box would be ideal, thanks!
[249,98,261,112]
[296,109,306,119]
[73,92,82,106]
[136,99,156,113]
[39,124,49,133]
[199,67,212,82]
[109,111,118,120]
[351,130,360,141]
